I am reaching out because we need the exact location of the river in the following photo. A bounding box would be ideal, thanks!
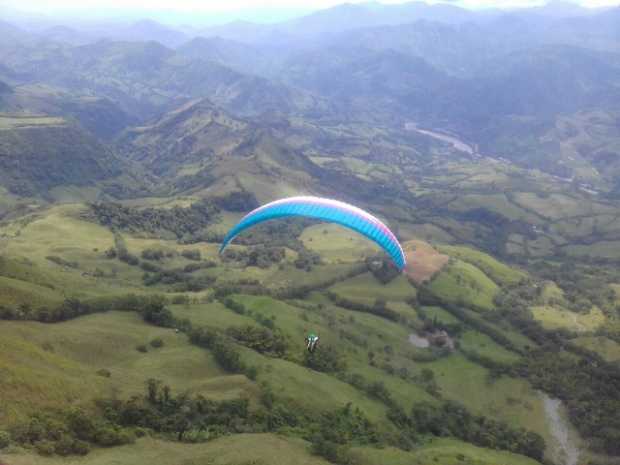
[404,122,476,155]
[542,393,580,465]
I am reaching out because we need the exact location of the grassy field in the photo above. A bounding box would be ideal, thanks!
[439,245,526,286]
[426,260,499,311]
[300,223,376,264]
[0,204,145,298]
[420,305,462,324]
[563,241,620,259]
[447,193,543,224]
[173,295,435,417]
[459,330,522,364]
[512,193,613,220]
[572,336,620,362]
[352,438,542,465]
[531,306,605,332]
[426,354,550,444]
[328,272,416,306]
[0,275,64,308]
[0,312,255,427]
[5,434,331,465]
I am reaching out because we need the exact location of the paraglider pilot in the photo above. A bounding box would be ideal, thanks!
[305,332,319,352]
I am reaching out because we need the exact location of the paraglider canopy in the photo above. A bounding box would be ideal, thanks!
[220,196,406,270]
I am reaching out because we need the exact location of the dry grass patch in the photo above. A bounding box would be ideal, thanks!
[403,239,449,285]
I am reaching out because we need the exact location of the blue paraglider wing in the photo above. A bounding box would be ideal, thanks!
[220,196,406,270]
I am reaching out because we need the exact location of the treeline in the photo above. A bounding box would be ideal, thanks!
[226,325,288,357]
[188,327,257,379]
[326,292,400,322]
[99,380,258,442]
[388,401,545,461]
[219,296,277,329]
[5,408,134,457]
[90,200,219,241]
[0,294,180,325]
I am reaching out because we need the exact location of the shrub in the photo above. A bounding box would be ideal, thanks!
[141,248,165,261]
[150,337,164,348]
[304,345,347,373]
[0,430,10,449]
[35,440,56,456]
[55,434,76,456]
[96,369,111,378]
[72,439,91,455]
[136,344,148,353]
[181,249,201,261]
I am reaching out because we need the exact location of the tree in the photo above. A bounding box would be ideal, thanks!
[0,430,10,449]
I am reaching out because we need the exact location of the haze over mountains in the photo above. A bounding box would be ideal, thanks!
[2,0,620,193]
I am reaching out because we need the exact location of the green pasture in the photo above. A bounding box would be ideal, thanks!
[426,260,499,311]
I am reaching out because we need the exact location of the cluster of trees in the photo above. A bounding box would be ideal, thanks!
[103,233,217,292]
[365,256,400,284]
[188,327,256,379]
[91,201,219,240]
[212,191,258,212]
[293,248,322,271]
[521,348,620,455]
[388,401,545,461]
[143,268,215,292]
[494,283,620,456]
[309,403,381,464]
[326,292,400,322]
[141,248,173,261]
[304,345,347,373]
[0,294,182,326]
[530,261,618,314]
[417,307,463,337]
[226,325,288,357]
[105,232,140,266]
[340,374,398,409]
[222,245,285,269]
[99,380,257,442]
[7,408,134,456]
[181,249,201,261]
[220,297,277,329]
[224,217,322,271]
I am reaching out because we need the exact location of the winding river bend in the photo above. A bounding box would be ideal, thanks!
[542,394,580,465]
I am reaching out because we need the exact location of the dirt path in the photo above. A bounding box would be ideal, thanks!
[408,333,430,348]
[542,393,580,465]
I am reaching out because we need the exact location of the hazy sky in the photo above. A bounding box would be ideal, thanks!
[2,0,619,25]
[3,0,620,12]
